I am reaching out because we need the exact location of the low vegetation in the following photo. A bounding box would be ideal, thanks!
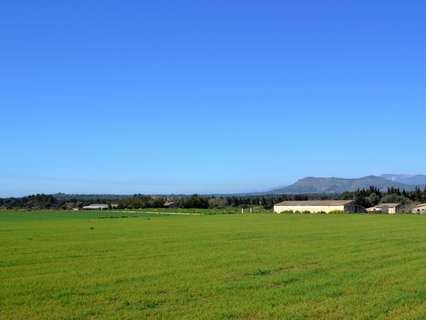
[1,210,426,319]
[1,187,426,211]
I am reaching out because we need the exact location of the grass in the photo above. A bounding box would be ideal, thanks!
[1,211,426,319]
[138,207,269,215]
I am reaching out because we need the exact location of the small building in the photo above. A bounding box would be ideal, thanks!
[367,203,402,214]
[163,201,178,209]
[412,204,426,214]
[273,200,360,214]
[82,204,109,210]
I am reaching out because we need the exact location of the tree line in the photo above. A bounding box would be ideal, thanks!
[1,187,426,210]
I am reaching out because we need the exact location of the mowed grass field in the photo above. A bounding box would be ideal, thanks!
[1,211,426,320]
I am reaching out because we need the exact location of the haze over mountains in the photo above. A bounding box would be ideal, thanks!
[270,174,426,194]
[380,174,426,186]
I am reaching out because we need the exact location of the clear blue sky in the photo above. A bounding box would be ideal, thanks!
[1,1,426,196]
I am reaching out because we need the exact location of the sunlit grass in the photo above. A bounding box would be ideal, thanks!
[1,211,426,319]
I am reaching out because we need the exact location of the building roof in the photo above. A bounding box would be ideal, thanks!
[374,203,401,208]
[274,200,354,207]
[366,207,380,211]
[82,204,109,209]
[414,203,426,208]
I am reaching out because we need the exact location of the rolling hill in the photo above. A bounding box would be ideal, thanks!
[270,175,422,194]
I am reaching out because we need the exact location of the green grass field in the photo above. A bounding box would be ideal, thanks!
[1,211,426,319]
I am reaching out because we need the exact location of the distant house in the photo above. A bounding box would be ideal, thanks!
[367,203,402,214]
[412,204,426,214]
[82,204,109,210]
[273,200,361,213]
[163,201,178,209]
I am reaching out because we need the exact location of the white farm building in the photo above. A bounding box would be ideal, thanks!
[82,204,109,210]
[412,204,426,214]
[366,203,402,214]
[273,200,359,214]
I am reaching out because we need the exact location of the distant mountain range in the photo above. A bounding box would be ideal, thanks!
[380,174,426,186]
[269,174,426,194]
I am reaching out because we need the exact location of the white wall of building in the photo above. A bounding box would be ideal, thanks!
[274,205,346,214]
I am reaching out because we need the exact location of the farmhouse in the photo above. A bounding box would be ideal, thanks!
[82,204,109,210]
[412,204,426,214]
[273,200,359,213]
[367,203,402,214]
[164,201,178,208]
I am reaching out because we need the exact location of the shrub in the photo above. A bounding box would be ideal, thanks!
[328,210,345,214]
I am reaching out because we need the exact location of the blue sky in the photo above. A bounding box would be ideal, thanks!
[1,1,426,196]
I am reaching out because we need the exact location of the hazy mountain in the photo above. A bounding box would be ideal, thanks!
[381,174,426,186]
[270,175,417,194]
